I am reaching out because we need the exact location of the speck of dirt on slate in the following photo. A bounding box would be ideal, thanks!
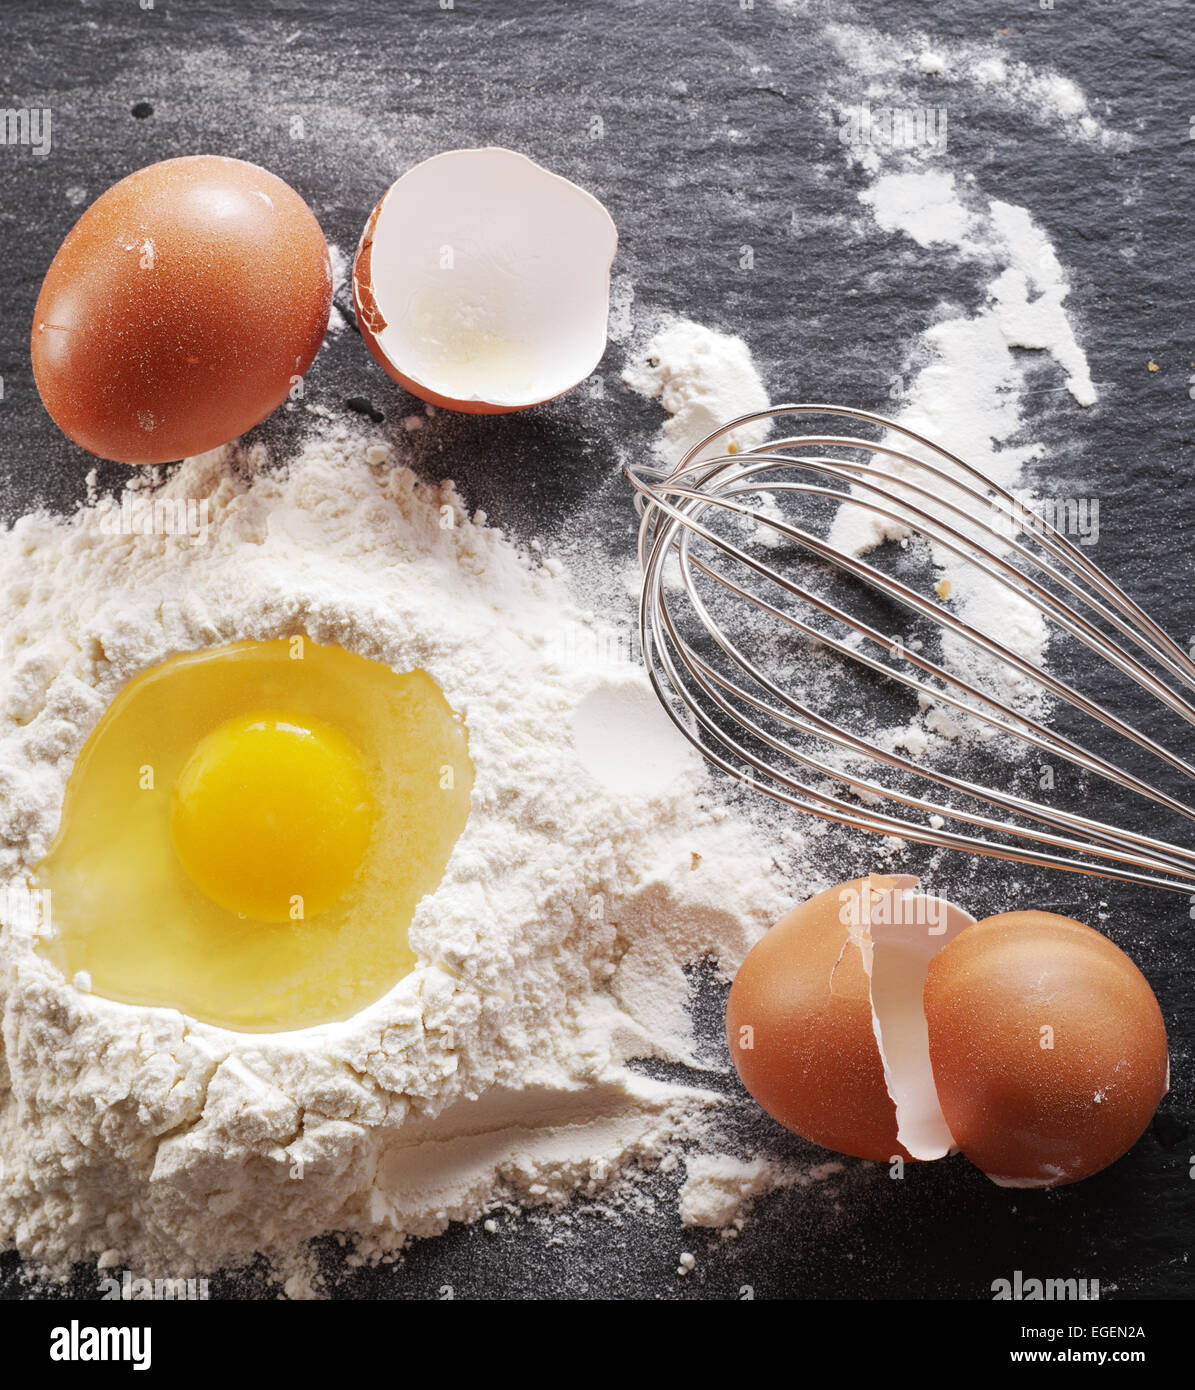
[345,397,384,424]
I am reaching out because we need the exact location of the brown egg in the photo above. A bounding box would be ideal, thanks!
[726,874,913,1162]
[32,156,331,465]
[924,911,1169,1188]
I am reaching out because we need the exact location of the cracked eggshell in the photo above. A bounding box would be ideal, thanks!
[352,148,617,414]
[726,874,972,1163]
[867,885,973,1160]
[924,911,1169,1189]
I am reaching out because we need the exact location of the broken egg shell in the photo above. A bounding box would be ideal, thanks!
[867,884,974,1159]
[352,147,617,414]
[726,874,970,1163]
[924,910,1169,1189]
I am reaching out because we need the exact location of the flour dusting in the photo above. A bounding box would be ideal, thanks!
[679,1152,844,1233]
[831,167,1097,726]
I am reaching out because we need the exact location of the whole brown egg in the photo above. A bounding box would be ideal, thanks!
[924,911,1169,1188]
[31,155,331,465]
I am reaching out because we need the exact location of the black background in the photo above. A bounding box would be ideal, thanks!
[0,0,1192,1300]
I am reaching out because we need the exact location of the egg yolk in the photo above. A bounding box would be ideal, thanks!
[171,712,373,923]
[29,638,474,1032]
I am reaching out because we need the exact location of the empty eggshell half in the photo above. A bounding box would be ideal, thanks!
[352,147,618,413]
[726,875,972,1163]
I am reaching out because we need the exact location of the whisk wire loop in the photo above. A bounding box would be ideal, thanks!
[627,404,1195,896]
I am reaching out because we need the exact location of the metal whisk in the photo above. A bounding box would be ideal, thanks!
[625,404,1195,896]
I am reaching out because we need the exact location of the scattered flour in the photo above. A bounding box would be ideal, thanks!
[832,167,1097,724]
[0,428,796,1287]
[823,22,1134,157]
[572,678,698,797]
[324,241,350,336]
[680,1155,778,1229]
[607,273,636,344]
[858,172,1094,407]
[679,1152,844,1232]
[860,167,977,251]
[622,182,1094,743]
[622,318,771,464]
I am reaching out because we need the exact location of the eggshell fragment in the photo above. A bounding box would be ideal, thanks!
[867,887,974,1159]
[924,911,1169,1188]
[726,874,970,1163]
[352,147,617,413]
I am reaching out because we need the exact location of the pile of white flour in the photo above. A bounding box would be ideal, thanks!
[0,430,797,1287]
[622,319,771,462]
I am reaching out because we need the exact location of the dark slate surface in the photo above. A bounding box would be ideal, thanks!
[0,0,1192,1300]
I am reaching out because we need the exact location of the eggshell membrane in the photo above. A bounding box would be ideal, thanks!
[867,888,974,1158]
[726,874,919,1162]
[353,147,617,413]
[32,155,332,464]
[924,911,1169,1188]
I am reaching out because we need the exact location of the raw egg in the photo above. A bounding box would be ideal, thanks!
[32,156,332,464]
[924,910,1169,1188]
[353,147,617,413]
[33,638,473,1032]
